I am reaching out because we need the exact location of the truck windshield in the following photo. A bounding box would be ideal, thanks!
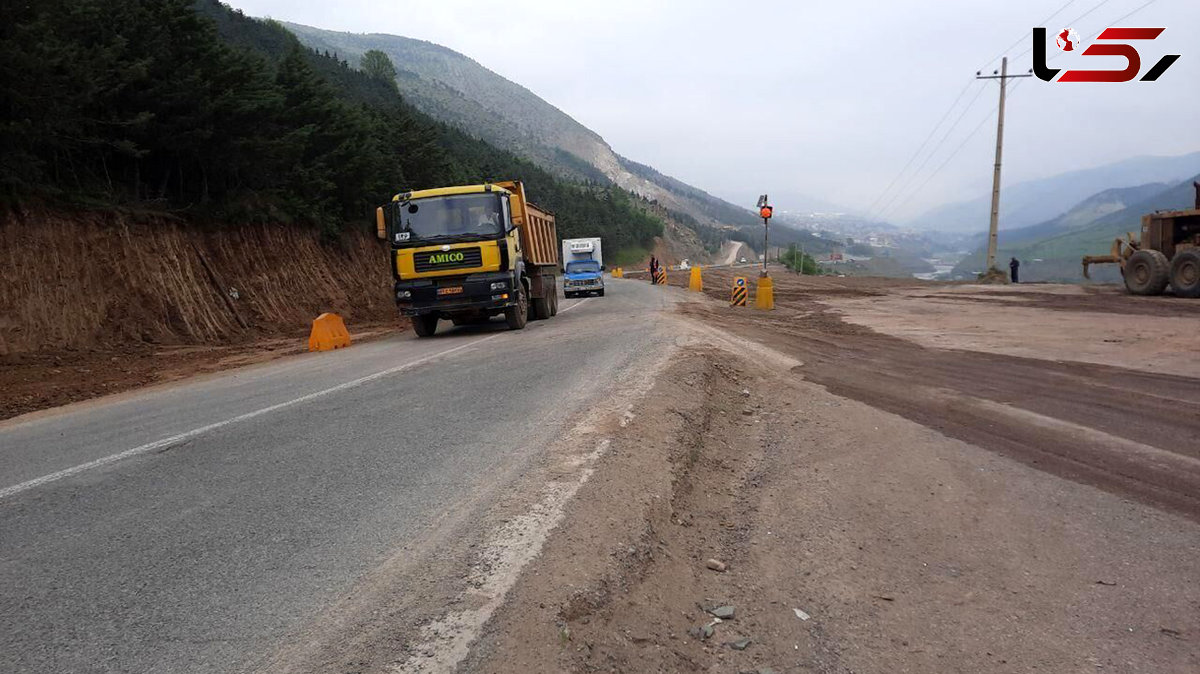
[396,193,503,241]
[567,261,600,274]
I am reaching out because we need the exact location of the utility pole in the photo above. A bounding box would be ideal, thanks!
[976,57,1031,271]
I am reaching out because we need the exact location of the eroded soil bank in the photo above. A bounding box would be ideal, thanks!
[0,211,401,418]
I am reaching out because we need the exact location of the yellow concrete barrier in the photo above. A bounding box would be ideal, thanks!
[308,312,352,351]
[612,267,623,278]
[731,276,747,306]
[754,275,774,310]
[689,266,702,292]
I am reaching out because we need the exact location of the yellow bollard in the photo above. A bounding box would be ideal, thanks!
[754,274,774,310]
[688,266,702,292]
[613,267,623,278]
[308,312,352,351]
[730,276,748,306]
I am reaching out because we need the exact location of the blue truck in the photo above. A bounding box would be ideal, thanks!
[561,237,604,298]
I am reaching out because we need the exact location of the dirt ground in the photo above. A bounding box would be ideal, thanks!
[665,269,1200,519]
[5,267,1199,672]
[0,322,401,420]
[465,344,1198,673]
[463,271,1200,673]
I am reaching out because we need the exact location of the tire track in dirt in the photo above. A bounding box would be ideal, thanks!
[666,269,1200,521]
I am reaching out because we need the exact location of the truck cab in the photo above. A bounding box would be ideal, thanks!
[376,181,560,336]
[564,259,604,298]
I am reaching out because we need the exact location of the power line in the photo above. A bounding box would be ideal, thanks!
[865,79,975,217]
[978,0,1077,72]
[869,0,1152,225]
[882,110,996,220]
[883,75,1032,223]
[1012,0,1118,63]
[870,1,1081,222]
[1101,0,1159,30]
[876,81,989,219]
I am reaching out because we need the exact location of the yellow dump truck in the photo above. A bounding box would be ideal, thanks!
[376,181,560,336]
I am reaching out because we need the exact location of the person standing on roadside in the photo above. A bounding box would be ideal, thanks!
[1009,257,1020,283]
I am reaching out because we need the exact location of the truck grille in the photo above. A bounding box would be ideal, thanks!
[413,247,482,273]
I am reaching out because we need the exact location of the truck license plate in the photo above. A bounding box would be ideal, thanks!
[437,286,463,296]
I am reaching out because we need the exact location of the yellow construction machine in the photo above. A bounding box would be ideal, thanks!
[1082,182,1200,297]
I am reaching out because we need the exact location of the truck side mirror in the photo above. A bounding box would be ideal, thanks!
[502,195,517,232]
[375,206,386,240]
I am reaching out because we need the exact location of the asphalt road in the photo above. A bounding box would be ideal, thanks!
[0,278,677,673]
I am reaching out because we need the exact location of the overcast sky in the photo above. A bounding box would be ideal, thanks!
[226,0,1199,221]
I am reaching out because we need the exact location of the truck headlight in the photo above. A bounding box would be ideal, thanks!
[397,290,412,300]
[490,281,507,291]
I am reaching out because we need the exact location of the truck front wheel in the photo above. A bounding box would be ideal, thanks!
[1124,250,1170,295]
[505,282,529,330]
[411,314,438,337]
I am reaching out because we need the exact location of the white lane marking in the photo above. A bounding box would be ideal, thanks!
[557,296,590,314]
[0,332,507,500]
[2,297,594,500]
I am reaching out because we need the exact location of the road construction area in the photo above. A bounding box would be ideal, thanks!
[2,273,1198,673]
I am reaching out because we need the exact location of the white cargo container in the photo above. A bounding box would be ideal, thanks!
[561,237,603,270]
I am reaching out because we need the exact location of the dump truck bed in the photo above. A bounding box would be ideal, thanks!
[521,202,559,268]
[494,180,558,268]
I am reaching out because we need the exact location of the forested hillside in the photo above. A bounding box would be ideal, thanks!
[0,0,663,254]
[280,21,760,229]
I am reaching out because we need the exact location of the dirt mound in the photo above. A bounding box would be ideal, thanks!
[976,267,1011,284]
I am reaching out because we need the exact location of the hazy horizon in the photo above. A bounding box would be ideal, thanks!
[225,0,1200,224]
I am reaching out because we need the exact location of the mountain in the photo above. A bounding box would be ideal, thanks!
[280,22,759,228]
[951,174,1200,281]
[962,181,1170,251]
[912,152,1200,233]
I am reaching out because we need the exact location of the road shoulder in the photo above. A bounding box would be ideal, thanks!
[462,330,1200,673]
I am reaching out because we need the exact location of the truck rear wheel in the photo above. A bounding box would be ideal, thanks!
[532,293,552,320]
[1170,250,1200,298]
[505,282,529,330]
[1124,250,1170,295]
[411,314,438,337]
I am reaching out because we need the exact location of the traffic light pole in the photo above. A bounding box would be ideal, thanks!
[756,194,772,275]
[762,217,769,275]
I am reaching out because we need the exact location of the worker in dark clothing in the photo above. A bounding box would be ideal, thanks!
[1009,257,1020,283]
[650,256,659,284]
